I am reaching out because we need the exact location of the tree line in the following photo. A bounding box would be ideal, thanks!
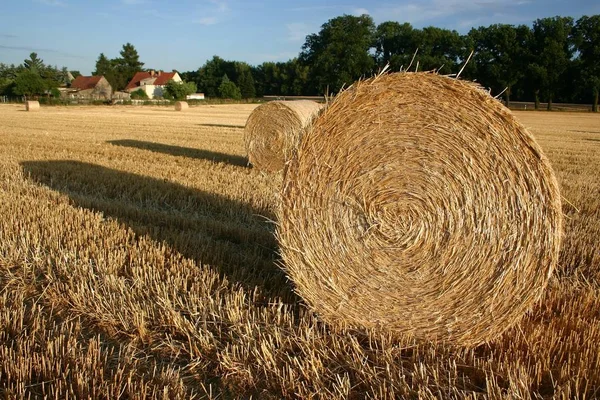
[186,14,599,111]
[2,14,598,110]
[0,53,79,99]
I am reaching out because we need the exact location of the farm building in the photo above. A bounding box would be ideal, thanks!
[67,75,113,100]
[125,70,181,99]
[186,93,205,100]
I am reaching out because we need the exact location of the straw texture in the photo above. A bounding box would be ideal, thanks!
[174,101,189,111]
[244,100,322,172]
[25,101,40,111]
[277,72,563,346]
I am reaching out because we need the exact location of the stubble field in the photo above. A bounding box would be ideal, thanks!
[0,103,599,398]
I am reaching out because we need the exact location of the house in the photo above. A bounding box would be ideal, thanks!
[125,70,181,99]
[186,93,205,100]
[68,75,112,100]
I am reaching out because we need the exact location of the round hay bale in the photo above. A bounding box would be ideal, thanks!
[244,100,323,172]
[277,72,562,346]
[175,101,189,111]
[25,101,40,112]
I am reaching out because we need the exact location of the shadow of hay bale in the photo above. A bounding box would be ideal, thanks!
[108,140,249,168]
[21,160,294,302]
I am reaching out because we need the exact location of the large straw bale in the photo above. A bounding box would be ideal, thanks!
[244,100,323,172]
[277,72,563,346]
[174,101,189,111]
[25,101,40,111]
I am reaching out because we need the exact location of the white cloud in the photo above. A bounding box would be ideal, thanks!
[37,0,66,6]
[196,17,218,26]
[353,8,370,16]
[369,0,531,25]
[208,0,228,13]
[193,0,228,26]
[286,22,312,42]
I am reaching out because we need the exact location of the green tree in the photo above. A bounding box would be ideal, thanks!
[0,63,20,95]
[93,53,118,90]
[415,27,464,74]
[23,52,44,72]
[162,80,197,100]
[574,15,600,112]
[300,14,376,94]
[255,62,281,96]
[93,53,112,75]
[194,56,239,98]
[237,69,256,99]
[469,24,531,105]
[218,74,241,99]
[529,17,575,110]
[12,69,47,97]
[112,43,144,91]
[375,22,418,70]
[130,89,148,99]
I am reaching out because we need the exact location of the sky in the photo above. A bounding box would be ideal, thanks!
[1,0,598,75]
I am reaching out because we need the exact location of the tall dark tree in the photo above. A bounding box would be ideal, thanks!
[375,22,418,70]
[23,52,44,71]
[113,43,144,91]
[93,53,118,90]
[300,14,376,94]
[574,15,600,111]
[238,69,256,99]
[414,27,464,74]
[529,17,574,110]
[279,58,310,95]
[195,56,239,98]
[469,24,531,105]
[254,62,280,96]
[93,53,112,76]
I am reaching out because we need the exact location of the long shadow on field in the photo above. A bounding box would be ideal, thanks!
[21,160,295,302]
[198,123,246,129]
[108,139,249,168]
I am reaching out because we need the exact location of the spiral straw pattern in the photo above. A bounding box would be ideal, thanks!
[277,72,562,346]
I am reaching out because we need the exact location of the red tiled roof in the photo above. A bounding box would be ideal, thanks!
[153,72,177,86]
[125,72,151,90]
[71,75,103,90]
[125,71,177,90]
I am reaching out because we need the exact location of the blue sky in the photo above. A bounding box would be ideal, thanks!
[1,0,598,75]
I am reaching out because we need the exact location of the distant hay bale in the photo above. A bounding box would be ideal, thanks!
[25,101,40,112]
[277,72,563,346]
[174,101,189,111]
[244,100,323,172]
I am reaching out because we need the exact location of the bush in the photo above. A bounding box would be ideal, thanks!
[163,80,197,101]
[219,75,241,100]
[130,89,148,99]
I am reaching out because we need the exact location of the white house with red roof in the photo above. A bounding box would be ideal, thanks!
[125,70,181,99]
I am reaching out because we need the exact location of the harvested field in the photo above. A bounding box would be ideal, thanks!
[0,103,599,398]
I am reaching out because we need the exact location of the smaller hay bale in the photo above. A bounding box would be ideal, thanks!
[25,101,40,112]
[174,101,189,111]
[244,100,323,172]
